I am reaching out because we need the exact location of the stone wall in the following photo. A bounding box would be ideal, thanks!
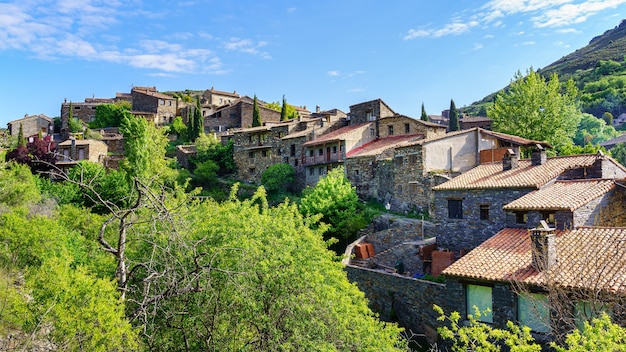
[345,265,447,340]
[433,188,531,252]
[348,100,395,125]
[445,277,516,327]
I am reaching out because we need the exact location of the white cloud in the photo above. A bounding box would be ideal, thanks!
[472,43,484,50]
[347,88,364,93]
[327,70,340,76]
[556,28,581,33]
[224,38,271,59]
[405,0,626,41]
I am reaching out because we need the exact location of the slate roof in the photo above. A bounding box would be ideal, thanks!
[347,134,423,158]
[302,123,372,146]
[503,179,617,211]
[600,134,626,149]
[432,154,601,191]
[443,227,626,293]
[380,114,447,129]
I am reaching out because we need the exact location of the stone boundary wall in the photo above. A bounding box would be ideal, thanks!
[345,265,447,342]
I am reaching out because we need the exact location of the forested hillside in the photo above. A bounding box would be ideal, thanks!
[464,19,626,120]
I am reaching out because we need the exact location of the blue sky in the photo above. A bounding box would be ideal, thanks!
[1,0,626,127]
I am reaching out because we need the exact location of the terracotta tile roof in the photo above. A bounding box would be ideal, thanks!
[302,123,372,146]
[396,128,550,149]
[443,227,626,293]
[503,179,616,211]
[433,154,600,191]
[347,134,423,158]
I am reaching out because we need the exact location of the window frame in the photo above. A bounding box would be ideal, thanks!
[448,199,463,219]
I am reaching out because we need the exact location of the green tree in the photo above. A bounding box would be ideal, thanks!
[449,99,459,131]
[281,94,288,121]
[252,94,262,127]
[421,102,429,121]
[573,113,620,146]
[435,305,540,352]
[119,115,168,181]
[610,142,626,166]
[261,163,295,193]
[135,187,407,350]
[90,102,132,129]
[0,162,41,207]
[191,95,204,141]
[602,111,614,126]
[169,116,188,141]
[17,123,25,147]
[488,68,581,152]
[552,313,626,352]
[299,166,362,240]
[267,99,299,120]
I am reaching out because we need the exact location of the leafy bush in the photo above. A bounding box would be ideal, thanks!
[261,163,295,193]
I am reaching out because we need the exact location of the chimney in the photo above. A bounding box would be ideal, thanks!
[70,137,77,161]
[531,144,547,165]
[502,148,519,171]
[530,221,556,271]
[316,105,321,113]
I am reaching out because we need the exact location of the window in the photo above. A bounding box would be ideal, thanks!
[75,106,81,110]
[309,168,314,176]
[354,169,360,176]
[230,113,236,119]
[394,156,404,167]
[409,154,418,164]
[388,125,394,136]
[332,145,337,154]
[518,293,550,333]
[159,99,164,105]
[467,284,493,323]
[290,144,296,156]
[261,150,268,157]
[480,205,490,220]
[78,148,85,161]
[574,301,608,330]
[405,123,410,133]
[248,151,254,159]
[516,212,527,224]
[318,167,324,175]
[448,199,463,219]
[370,127,375,137]
[318,148,323,156]
[541,212,555,225]
[309,149,314,157]
[168,100,172,106]
[294,159,298,166]
[409,182,418,195]
[249,167,255,174]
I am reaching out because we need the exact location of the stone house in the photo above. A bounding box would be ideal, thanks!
[7,114,53,138]
[459,116,492,130]
[345,115,447,202]
[443,223,626,337]
[230,115,346,186]
[302,123,375,186]
[348,99,396,125]
[56,138,108,172]
[432,150,626,253]
[130,86,177,126]
[391,128,548,214]
[205,96,281,133]
[60,98,120,138]
[202,87,240,108]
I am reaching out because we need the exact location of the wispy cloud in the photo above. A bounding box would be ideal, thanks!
[224,37,271,59]
[404,0,626,40]
[327,70,340,76]
[0,1,257,75]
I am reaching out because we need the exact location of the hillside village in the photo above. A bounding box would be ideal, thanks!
[4,82,626,347]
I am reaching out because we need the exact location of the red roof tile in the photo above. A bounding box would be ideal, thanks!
[302,123,372,146]
[443,227,626,293]
[433,154,600,191]
[347,135,424,158]
[503,179,616,211]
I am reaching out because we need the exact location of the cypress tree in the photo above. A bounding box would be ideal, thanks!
[449,99,459,131]
[280,95,288,121]
[420,102,428,121]
[17,123,26,147]
[252,95,262,127]
[187,104,195,141]
[194,95,203,139]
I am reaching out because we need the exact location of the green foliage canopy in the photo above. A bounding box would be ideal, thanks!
[261,163,295,193]
[90,102,133,129]
[488,68,581,152]
[299,167,361,240]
